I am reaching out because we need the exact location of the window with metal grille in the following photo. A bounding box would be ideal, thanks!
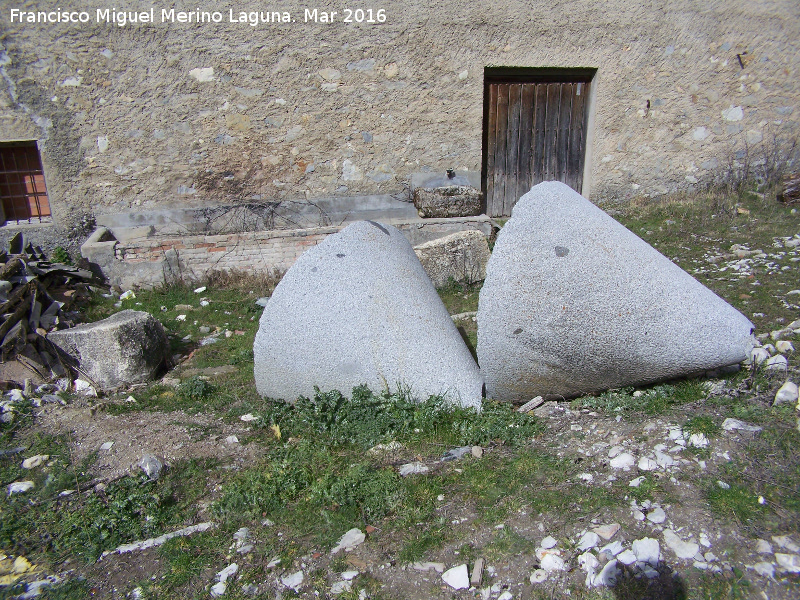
[0,141,52,224]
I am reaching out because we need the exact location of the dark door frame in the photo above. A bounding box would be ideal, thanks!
[481,67,597,215]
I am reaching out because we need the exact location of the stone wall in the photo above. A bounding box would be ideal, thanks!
[0,0,798,231]
[82,216,493,289]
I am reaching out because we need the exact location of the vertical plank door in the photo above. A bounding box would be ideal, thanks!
[484,76,591,217]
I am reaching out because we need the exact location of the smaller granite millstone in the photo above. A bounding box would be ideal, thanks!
[253,220,482,408]
[47,310,168,389]
[477,181,755,401]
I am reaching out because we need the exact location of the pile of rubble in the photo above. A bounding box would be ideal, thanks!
[0,233,105,386]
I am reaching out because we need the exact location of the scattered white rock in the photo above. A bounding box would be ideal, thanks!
[647,507,666,524]
[577,532,601,551]
[638,456,658,471]
[398,462,429,476]
[654,451,675,468]
[632,538,660,566]
[629,476,646,487]
[104,522,215,556]
[331,528,365,554]
[717,481,731,490]
[747,347,770,365]
[699,533,711,548]
[775,382,799,405]
[617,549,637,565]
[100,441,114,451]
[663,529,700,559]
[442,564,469,590]
[578,552,599,571]
[776,340,795,353]
[755,539,773,554]
[139,454,164,480]
[772,535,800,552]
[540,553,566,572]
[210,582,227,597]
[607,446,624,458]
[239,414,256,422]
[775,553,800,573]
[540,536,558,549]
[470,557,484,586]
[497,592,513,600]
[592,559,620,588]
[330,581,352,595]
[610,453,636,469]
[579,473,594,482]
[765,355,788,371]
[688,433,709,448]
[722,418,762,433]
[530,569,547,583]
[7,481,34,495]
[593,523,620,540]
[281,571,304,591]
[600,541,624,556]
[22,455,48,469]
[749,562,775,578]
[411,562,445,573]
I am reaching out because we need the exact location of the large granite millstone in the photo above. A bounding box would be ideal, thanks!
[477,181,755,401]
[47,310,169,389]
[253,220,482,408]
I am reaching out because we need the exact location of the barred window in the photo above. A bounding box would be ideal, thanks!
[0,141,51,224]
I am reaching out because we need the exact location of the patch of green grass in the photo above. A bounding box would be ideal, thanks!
[1,456,213,566]
[0,579,92,600]
[484,527,536,561]
[157,531,225,592]
[684,415,720,438]
[257,386,541,451]
[624,475,665,503]
[398,518,448,562]
[704,475,767,527]
[177,376,215,401]
[213,440,404,548]
[689,568,751,600]
[436,279,481,315]
[573,379,707,416]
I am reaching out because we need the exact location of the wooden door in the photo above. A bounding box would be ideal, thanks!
[483,72,593,217]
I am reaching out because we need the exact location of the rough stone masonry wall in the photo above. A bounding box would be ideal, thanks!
[0,0,798,233]
[84,217,492,288]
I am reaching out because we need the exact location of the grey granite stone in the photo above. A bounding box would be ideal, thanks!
[254,220,482,408]
[477,181,755,401]
[414,230,490,288]
[47,310,169,389]
[413,186,483,218]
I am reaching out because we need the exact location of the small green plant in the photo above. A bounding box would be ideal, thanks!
[231,348,254,365]
[684,415,720,438]
[50,246,72,265]
[177,376,214,401]
[574,380,706,416]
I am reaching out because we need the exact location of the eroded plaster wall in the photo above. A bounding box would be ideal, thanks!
[0,0,798,229]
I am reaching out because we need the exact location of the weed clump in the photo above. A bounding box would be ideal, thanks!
[258,385,541,450]
[177,376,214,401]
[573,380,707,415]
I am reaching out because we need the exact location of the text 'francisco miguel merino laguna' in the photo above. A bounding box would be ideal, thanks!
[8,8,388,26]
